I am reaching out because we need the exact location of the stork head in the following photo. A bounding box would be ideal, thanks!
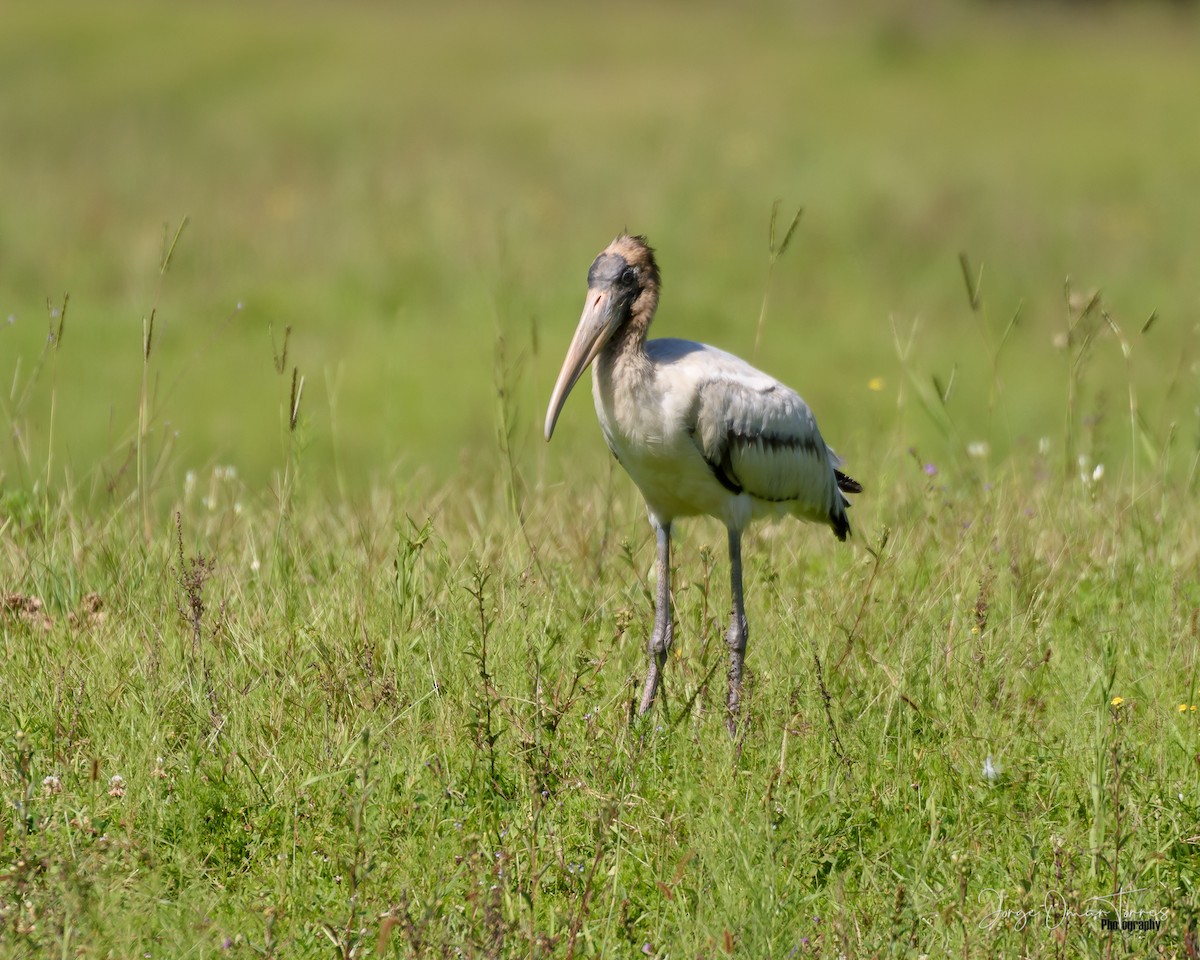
[544,234,661,441]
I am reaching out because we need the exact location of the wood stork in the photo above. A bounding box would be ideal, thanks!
[545,234,860,732]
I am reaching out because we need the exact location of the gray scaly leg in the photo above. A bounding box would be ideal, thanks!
[726,527,749,735]
[638,521,673,716]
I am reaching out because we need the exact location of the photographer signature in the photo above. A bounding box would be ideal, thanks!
[978,886,1170,931]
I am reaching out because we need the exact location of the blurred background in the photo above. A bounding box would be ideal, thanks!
[2,0,1198,502]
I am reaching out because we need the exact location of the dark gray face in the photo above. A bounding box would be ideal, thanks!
[587,252,640,301]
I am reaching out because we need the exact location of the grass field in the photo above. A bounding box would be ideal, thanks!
[3,1,1200,956]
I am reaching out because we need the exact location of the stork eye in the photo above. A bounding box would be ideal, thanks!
[620,266,638,286]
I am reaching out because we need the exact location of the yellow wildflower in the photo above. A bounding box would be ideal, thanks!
[1110,696,1124,708]
[868,377,885,392]
[1180,704,1189,713]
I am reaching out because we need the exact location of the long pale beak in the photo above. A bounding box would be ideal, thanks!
[544,288,614,440]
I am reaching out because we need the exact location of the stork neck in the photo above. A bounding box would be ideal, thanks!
[603,293,657,365]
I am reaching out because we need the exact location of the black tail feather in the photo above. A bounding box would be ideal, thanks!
[830,469,860,541]
[830,508,850,542]
[835,469,863,495]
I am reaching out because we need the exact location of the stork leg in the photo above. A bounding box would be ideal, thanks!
[725,527,749,735]
[638,521,673,716]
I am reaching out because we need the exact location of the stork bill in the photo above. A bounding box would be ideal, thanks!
[545,233,861,734]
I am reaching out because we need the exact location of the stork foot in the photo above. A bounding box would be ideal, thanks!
[638,620,673,716]
[723,528,750,737]
[725,614,748,737]
[638,520,674,719]
[638,654,666,716]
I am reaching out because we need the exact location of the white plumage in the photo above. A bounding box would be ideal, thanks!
[545,234,859,731]
[595,337,847,532]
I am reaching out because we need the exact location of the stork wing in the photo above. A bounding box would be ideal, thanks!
[688,370,840,511]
